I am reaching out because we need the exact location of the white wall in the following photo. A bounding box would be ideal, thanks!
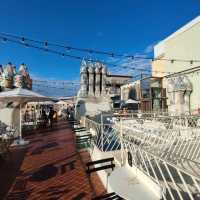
[153,16,200,112]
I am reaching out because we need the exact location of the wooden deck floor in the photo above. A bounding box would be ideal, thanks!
[0,121,105,200]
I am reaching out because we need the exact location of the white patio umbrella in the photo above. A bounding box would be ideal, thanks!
[125,99,139,104]
[27,100,55,105]
[0,88,52,145]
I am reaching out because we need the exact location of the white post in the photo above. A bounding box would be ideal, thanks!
[101,113,104,151]
[120,117,124,166]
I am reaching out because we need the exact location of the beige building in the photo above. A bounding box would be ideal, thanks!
[152,16,200,114]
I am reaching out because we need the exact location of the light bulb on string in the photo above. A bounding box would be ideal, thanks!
[65,46,71,52]
[44,42,48,50]
[21,37,25,43]
[110,53,114,58]
[24,43,29,48]
[2,37,7,43]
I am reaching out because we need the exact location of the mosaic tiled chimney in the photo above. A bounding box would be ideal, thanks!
[0,62,32,91]
[78,60,107,98]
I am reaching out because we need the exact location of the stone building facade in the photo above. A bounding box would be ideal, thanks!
[166,75,192,115]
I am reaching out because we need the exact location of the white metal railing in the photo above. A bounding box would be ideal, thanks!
[122,137,200,200]
[84,117,121,153]
[117,115,200,167]
[83,114,200,199]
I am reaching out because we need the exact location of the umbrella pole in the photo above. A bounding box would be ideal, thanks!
[19,103,22,140]
[18,103,29,145]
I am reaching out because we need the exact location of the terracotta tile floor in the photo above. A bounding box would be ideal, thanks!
[2,121,106,200]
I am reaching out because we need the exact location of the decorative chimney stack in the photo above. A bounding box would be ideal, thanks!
[79,60,88,97]
[95,62,101,97]
[3,62,14,89]
[101,64,107,95]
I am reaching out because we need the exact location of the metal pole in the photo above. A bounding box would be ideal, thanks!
[120,117,124,166]
[101,113,104,151]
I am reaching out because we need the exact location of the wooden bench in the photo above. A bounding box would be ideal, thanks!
[92,192,123,200]
[76,134,92,149]
[76,134,92,143]
[86,157,115,175]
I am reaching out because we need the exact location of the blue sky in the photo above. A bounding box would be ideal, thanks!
[0,0,199,95]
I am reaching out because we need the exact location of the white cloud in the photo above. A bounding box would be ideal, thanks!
[144,41,158,54]
[108,55,151,78]
[106,43,156,78]
[30,73,80,97]
[144,44,154,54]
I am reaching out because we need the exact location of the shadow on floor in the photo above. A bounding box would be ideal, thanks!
[0,147,27,199]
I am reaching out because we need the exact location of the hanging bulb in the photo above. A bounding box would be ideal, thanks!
[2,37,7,43]
[65,46,71,52]
[25,43,29,48]
[21,37,25,43]
[44,42,48,50]
[190,60,193,65]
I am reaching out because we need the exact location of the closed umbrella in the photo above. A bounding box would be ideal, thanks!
[27,101,55,105]
[0,88,52,145]
[121,99,139,110]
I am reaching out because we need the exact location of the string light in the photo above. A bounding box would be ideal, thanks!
[2,37,7,43]
[0,34,196,76]
[1,32,200,64]
[25,43,29,48]
[21,37,25,43]
[65,46,71,52]
[44,42,48,50]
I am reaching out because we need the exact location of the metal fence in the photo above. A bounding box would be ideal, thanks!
[83,113,200,200]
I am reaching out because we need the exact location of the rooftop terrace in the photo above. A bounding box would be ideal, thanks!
[0,121,105,200]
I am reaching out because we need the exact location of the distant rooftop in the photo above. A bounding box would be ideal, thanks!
[107,74,132,78]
